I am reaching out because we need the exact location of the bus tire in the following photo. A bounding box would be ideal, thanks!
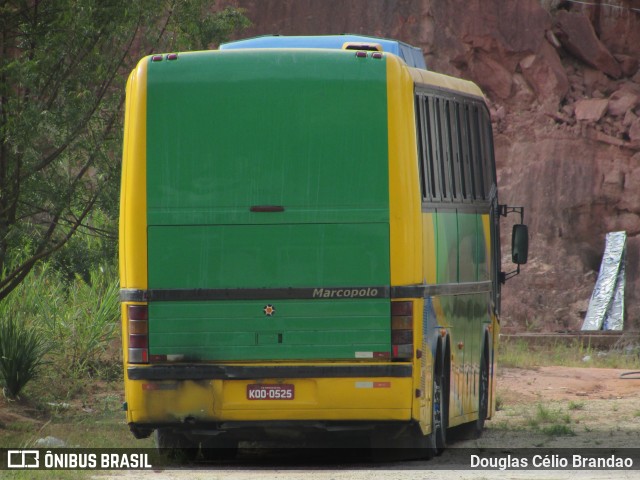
[155,428,198,463]
[454,342,489,441]
[474,345,490,437]
[426,344,448,456]
[201,436,239,461]
[371,424,433,460]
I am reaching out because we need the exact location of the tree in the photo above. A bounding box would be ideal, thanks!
[0,0,249,300]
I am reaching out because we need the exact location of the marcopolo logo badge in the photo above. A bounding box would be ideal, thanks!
[8,450,39,469]
[312,287,379,299]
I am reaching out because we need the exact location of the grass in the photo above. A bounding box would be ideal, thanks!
[568,401,585,411]
[498,338,640,369]
[0,315,50,398]
[0,259,131,459]
[0,387,154,479]
[497,402,579,439]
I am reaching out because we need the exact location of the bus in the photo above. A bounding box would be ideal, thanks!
[119,34,528,458]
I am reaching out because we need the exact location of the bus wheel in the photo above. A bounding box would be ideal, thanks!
[454,346,489,441]
[155,428,198,463]
[427,358,447,455]
[474,348,490,437]
[201,436,239,461]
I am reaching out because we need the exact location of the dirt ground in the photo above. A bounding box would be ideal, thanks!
[427,365,640,453]
[93,365,640,479]
[498,366,640,403]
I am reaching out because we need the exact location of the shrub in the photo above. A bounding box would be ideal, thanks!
[0,316,49,398]
[40,264,120,375]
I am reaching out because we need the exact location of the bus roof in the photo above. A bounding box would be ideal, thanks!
[409,68,485,101]
[219,34,427,69]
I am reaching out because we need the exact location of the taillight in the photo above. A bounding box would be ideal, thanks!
[391,301,413,360]
[128,305,148,364]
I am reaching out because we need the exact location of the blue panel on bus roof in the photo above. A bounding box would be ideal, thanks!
[219,34,427,69]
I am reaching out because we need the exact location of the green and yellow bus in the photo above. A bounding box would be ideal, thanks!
[119,35,528,457]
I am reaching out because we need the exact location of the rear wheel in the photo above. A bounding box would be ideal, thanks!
[201,436,239,461]
[370,424,433,461]
[452,345,489,441]
[474,347,490,436]
[427,359,447,455]
[155,428,198,463]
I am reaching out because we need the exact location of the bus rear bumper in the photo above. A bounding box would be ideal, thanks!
[125,363,414,427]
[128,419,420,443]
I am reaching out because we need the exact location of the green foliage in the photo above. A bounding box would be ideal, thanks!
[44,266,120,375]
[568,401,585,411]
[524,403,577,437]
[0,0,249,301]
[0,316,49,398]
[0,258,120,390]
[541,424,576,437]
[51,209,116,284]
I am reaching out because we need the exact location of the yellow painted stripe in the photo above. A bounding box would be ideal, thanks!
[120,58,149,417]
[386,55,423,286]
[119,58,148,290]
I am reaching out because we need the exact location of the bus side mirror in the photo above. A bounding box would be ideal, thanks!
[512,224,528,265]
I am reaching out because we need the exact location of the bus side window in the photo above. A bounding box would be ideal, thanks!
[426,96,441,201]
[437,98,452,201]
[449,101,465,202]
[467,104,484,200]
[462,104,474,200]
[416,96,427,201]
[458,102,472,201]
[443,100,459,201]
[480,109,496,197]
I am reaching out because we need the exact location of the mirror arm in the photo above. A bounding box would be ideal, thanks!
[499,264,520,284]
[498,204,524,224]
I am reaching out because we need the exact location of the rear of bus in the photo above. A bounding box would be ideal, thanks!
[119,48,422,446]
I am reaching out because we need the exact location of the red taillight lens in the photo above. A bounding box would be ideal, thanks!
[128,319,148,334]
[128,334,148,349]
[391,301,413,360]
[391,329,413,344]
[128,305,148,320]
[391,301,413,316]
[128,305,148,364]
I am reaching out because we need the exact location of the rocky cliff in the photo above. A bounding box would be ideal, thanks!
[217,0,640,332]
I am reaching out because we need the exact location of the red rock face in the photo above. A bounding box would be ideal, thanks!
[217,0,640,331]
[554,10,622,79]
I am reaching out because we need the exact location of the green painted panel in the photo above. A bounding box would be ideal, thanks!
[436,211,458,284]
[458,213,478,283]
[144,49,391,361]
[477,214,490,281]
[148,223,389,289]
[149,299,390,361]
[146,49,389,226]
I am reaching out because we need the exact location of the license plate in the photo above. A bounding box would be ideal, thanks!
[247,384,294,400]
